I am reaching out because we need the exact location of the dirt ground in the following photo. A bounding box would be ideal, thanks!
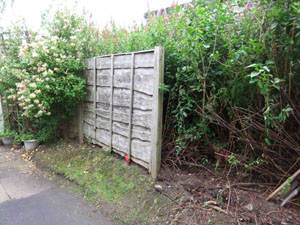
[6,140,300,225]
[156,167,300,225]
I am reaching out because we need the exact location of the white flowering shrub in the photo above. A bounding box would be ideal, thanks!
[15,68,52,118]
[0,9,98,141]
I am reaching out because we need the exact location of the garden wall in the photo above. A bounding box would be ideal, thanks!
[78,47,164,179]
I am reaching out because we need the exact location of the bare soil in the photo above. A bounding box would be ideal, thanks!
[155,166,300,225]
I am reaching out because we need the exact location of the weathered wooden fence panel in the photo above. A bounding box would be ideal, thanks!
[78,47,164,179]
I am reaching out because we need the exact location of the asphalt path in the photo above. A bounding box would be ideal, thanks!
[0,145,115,225]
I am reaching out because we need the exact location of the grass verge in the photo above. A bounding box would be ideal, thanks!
[31,140,172,225]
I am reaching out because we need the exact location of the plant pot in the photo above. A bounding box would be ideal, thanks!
[2,136,14,146]
[23,139,38,151]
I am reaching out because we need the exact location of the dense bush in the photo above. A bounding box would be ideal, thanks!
[86,0,300,180]
[0,9,98,142]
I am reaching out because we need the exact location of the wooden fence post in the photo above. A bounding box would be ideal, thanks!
[151,46,164,180]
[78,70,84,144]
[127,53,135,160]
[78,100,84,144]
[109,55,114,152]
[93,57,97,142]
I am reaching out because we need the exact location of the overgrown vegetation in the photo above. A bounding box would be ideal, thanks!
[0,10,96,142]
[1,0,300,182]
[85,0,300,182]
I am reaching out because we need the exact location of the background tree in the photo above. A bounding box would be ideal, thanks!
[0,0,13,15]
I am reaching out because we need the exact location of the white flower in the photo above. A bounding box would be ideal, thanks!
[18,51,25,57]
[29,93,36,98]
[32,52,39,57]
[29,83,37,88]
[52,36,58,41]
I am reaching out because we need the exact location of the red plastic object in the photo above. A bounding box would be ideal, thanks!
[125,155,131,164]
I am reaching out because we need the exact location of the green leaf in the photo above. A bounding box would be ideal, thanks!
[175,5,181,12]
[271,22,278,29]
[283,107,293,113]
[260,87,268,94]
[273,84,280,90]
[265,138,271,146]
[273,78,283,83]
[250,71,260,78]
[246,63,258,68]
[263,66,270,72]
